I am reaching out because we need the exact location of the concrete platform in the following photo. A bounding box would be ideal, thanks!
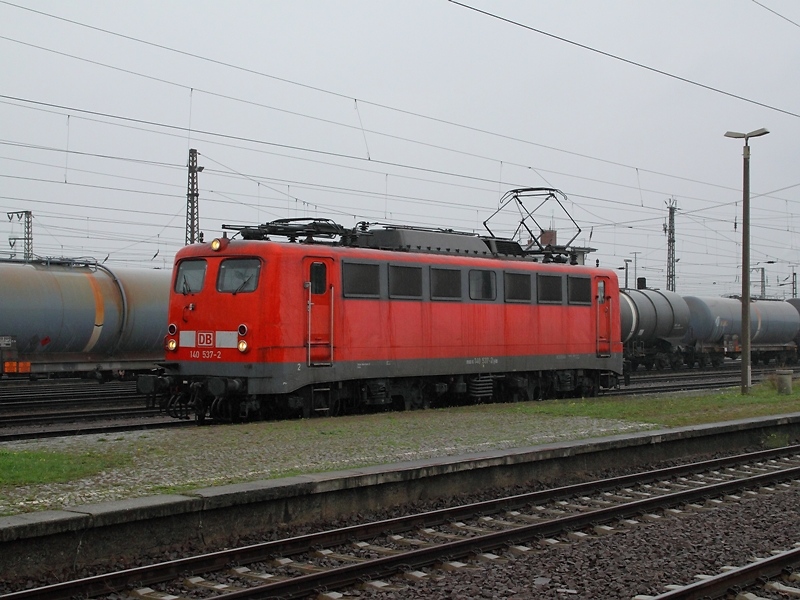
[2,413,799,580]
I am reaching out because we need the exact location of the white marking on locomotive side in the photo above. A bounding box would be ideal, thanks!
[180,330,196,348]
[216,331,237,348]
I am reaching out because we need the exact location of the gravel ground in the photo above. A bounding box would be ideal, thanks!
[354,484,800,599]
[0,404,659,515]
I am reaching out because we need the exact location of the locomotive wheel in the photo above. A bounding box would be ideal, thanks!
[578,376,598,398]
[393,395,412,411]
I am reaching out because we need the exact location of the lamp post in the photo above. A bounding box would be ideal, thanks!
[617,258,632,289]
[724,127,769,394]
[630,252,640,288]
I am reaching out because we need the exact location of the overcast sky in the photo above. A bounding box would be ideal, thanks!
[2,1,799,298]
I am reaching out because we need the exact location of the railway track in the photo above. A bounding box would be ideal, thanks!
[0,378,185,441]
[4,445,800,600]
[0,364,789,439]
[636,545,800,599]
[0,378,141,400]
[0,380,150,423]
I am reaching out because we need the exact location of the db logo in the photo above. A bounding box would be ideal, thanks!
[197,332,215,347]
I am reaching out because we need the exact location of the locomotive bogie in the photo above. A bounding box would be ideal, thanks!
[161,367,610,422]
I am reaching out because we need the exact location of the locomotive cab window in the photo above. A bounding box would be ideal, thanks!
[389,265,422,299]
[217,258,261,294]
[567,276,592,305]
[537,274,563,304]
[343,262,380,297]
[431,267,461,300]
[504,272,531,302]
[175,259,207,294]
[597,280,606,304]
[310,262,327,295]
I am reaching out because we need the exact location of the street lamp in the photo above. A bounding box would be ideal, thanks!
[724,127,769,394]
[630,252,640,288]
[617,258,632,289]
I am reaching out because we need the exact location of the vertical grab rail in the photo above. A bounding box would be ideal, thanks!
[306,281,312,367]
[329,285,334,364]
[306,281,334,367]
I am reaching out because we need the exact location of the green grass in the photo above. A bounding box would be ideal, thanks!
[0,449,131,486]
[504,381,800,427]
[2,382,799,494]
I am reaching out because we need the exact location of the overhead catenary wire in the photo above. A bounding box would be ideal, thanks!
[1,1,798,288]
[0,4,790,191]
[448,0,800,120]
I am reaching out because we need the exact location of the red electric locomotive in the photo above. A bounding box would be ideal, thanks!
[140,214,623,421]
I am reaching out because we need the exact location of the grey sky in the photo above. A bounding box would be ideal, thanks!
[1,1,799,297]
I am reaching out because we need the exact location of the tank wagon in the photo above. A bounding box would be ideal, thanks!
[788,299,800,348]
[681,296,799,367]
[620,288,690,371]
[0,259,171,379]
[617,287,800,371]
[139,218,624,421]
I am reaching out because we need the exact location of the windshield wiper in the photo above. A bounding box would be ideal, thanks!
[232,274,252,295]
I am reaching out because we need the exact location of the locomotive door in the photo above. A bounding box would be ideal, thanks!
[304,257,334,366]
[595,277,612,357]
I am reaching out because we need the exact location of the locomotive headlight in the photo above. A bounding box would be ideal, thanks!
[211,236,230,252]
[237,339,248,353]
[166,339,178,352]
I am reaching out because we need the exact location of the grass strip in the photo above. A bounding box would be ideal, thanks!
[0,449,130,486]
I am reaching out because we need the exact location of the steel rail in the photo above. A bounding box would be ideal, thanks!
[645,545,800,599]
[3,446,799,600]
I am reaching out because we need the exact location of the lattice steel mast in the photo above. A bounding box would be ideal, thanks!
[7,210,33,261]
[185,148,203,245]
[665,198,677,292]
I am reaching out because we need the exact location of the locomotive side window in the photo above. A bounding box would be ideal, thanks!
[217,258,260,294]
[469,269,496,301]
[597,280,606,304]
[389,265,422,299]
[537,274,563,304]
[310,262,327,295]
[504,272,531,302]
[431,268,461,300]
[343,262,380,297]
[175,259,207,294]
[567,276,592,305]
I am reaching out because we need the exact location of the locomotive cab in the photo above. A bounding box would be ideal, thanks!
[158,242,268,420]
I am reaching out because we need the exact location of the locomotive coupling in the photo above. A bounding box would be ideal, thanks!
[136,374,171,395]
